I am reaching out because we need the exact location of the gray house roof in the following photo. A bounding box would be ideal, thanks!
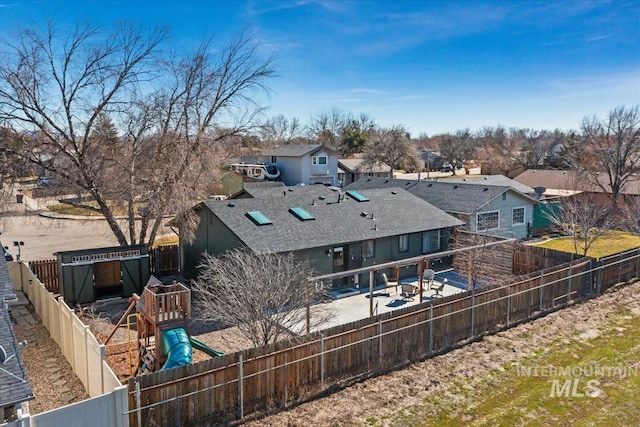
[442,174,535,195]
[338,157,391,174]
[263,144,325,157]
[0,245,16,302]
[346,177,537,215]
[0,258,34,409]
[203,186,463,255]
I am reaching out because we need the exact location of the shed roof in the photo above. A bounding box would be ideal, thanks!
[203,186,463,255]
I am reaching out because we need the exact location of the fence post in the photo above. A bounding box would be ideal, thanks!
[319,333,324,386]
[539,269,544,311]
[84,324,91,393]
[238,354,244,419]
[135,379,142,427]
[617,254,623,284]
[176,394,181,427]
[283,353,288,407]
[470,287,475,338]
[597,260,603,295]
[378,319,383,361]
[506,285,511,327]
[566,264,573,305]
[428,303,433,355]
[100,344,106,394]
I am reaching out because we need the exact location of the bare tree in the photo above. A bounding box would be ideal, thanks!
[0,21,275,246]
[191,249,334,347]
[362,125,421,176]
[570,105,640,208]
[510,128,551,170]
[620,197,640,234]
[258,114,303,147]
[306,108,350,149]
[544,193,615,256]
[438,128,476,166]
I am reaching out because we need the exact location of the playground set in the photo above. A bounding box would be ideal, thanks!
[106,279,223,375]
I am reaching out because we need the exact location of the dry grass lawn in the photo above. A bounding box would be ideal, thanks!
[532,230,640,259]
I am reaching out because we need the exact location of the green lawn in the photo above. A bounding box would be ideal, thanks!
[531,230,640,259]
[377,307,640,427]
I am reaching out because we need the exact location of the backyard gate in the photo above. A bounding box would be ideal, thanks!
[57,245,150,305]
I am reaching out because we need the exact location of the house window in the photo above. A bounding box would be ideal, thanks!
[363,240,375,258]
[312,155,327,165]
[512,207,525,225]
[422,230,440,254]
[477,211,500,231]
[398,234,409,253]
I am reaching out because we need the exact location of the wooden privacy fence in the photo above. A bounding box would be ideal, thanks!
[149,244,180,277]
[512,243,581,275]
[126,257,609,426]
[596,247,640,293]
[29,258,59,293]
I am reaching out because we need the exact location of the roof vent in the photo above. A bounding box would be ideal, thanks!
[483,188,488,191]
[227,202,236,207]
[318,195,326,200]
[453,185,458,189]
[360,212,368,217]
[391,190,397,194]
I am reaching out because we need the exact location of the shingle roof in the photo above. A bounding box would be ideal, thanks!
[0,249,16,302]
[338,158,391,173]
[514,169,640,195]
[442,175,535,195]
[263,144,324,157]
[345,177,534,214]
[203,186,463,255]
[0,258,34,408]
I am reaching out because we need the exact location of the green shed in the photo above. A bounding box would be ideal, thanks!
[57,245,150,305]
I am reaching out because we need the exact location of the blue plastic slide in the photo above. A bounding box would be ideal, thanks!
[160,328,193,371]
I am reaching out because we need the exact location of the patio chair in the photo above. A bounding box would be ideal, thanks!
[431,278,447,297]
[382,273,398,295]
[400,283,417,301]
[423,269,435,288]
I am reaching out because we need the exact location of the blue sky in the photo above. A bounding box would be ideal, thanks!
[1,0,638,136]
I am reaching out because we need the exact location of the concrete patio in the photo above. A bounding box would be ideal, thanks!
[317,272,468,330]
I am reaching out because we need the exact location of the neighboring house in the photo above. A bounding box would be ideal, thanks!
[0,250,34,416]
[418,150,448,171]
[338,154,391,187]
[263,144,338,186]
[180,185,463,287]
[514,169,640,206]
[346,177,538,240]
[442,174,536,196]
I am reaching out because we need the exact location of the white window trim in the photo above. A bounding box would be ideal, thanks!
[476,210,500,231]
[512,206,526,226]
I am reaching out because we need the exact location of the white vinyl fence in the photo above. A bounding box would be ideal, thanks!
[4,261,127,427]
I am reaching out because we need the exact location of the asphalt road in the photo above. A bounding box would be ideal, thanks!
[1,193,171,261]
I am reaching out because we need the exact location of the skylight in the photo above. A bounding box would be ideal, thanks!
[289,207,315,221]
[246,211,272,226]
[346,190,369,202]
